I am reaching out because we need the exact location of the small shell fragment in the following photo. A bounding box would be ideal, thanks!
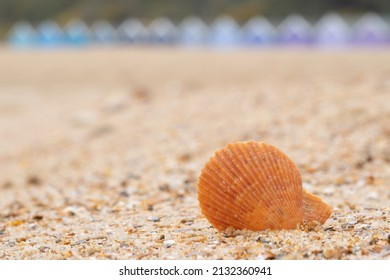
[197,141,332,231]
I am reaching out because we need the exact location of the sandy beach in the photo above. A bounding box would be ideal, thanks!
[0,47,389,259]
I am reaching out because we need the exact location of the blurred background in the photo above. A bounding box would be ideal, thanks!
[1,0,390,47]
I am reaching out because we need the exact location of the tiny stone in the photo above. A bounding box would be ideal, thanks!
[367,192,378,201]
[71,239,88,246]
[324,226,335,231]
[323,187,334,196]
[39,246,50,253]
[356,179,365,188]
[147,216,160,222]
[163,240,175,248]
[365,176,375,184]
[369,235,379,245]
[256,254,265,260]
[28,223,37,230]
[263,251,276,260]
[323,249,337,259]
[180,218,194,224]
[63,206,79,216]
[32,215,43,220]
[354,224,370,231]
[159,184,170,192]
[26,175,42,186]
[119,191,129,197]
[2,181,13,189]
[235,235,244,241]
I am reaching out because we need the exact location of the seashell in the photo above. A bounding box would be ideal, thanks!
[197,141,332,231]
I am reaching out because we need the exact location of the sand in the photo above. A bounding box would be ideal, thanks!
[0,47,389,259]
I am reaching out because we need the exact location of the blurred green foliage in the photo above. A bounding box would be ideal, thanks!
[0,0,389,28]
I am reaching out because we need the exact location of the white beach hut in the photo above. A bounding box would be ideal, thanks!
[278,14,312,44]
[117,18,148,43]
[91,20,119,44]
[353,13,390,44]
[178,16,209,46]
[148,17,178,44]
[242,16,276,45]
[314,13,351,46]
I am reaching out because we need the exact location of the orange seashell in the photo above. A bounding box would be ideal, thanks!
[197,141,332,231]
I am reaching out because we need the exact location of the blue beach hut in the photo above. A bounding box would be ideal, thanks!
[178,16,209,46]
[242,16,276,45]
[64,19,92,45]
[36,20,64,46]
[209,15,241,47]
[7,22,37,47]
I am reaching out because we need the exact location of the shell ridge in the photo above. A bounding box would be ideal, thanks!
[199,152,257,225]
[233,142,273,229]
[302,190,332,224]
[263,145,287,228]
[229,143,267,213]
[198,184,247,229]
[217,148,260,210]
[277,154,300,226]
[198,175,250,220]
[265,144,304,227]
[248,142,286,229]
[198,183,247,217]
[202,157,245,205]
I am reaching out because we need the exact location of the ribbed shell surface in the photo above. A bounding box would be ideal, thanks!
[198,142,305,231]
[303,190,333,225]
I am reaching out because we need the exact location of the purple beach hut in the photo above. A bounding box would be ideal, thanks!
[314,13,351,47]
[353,13,390,45]
[278,15,312,45]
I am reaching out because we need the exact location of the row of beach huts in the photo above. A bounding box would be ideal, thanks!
[6,13,390,48]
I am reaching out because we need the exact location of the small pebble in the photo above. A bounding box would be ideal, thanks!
[367,192,378,201]
[147,216,160,222]
[323,187,334,196]
[256,254,265,260]
[163,240,175,248]
[28,223,37,230]
[26,175,42,186]
[119,191,129,197]
[354,224,370,232]
[63,206,79,216]
[323,248,337,259]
